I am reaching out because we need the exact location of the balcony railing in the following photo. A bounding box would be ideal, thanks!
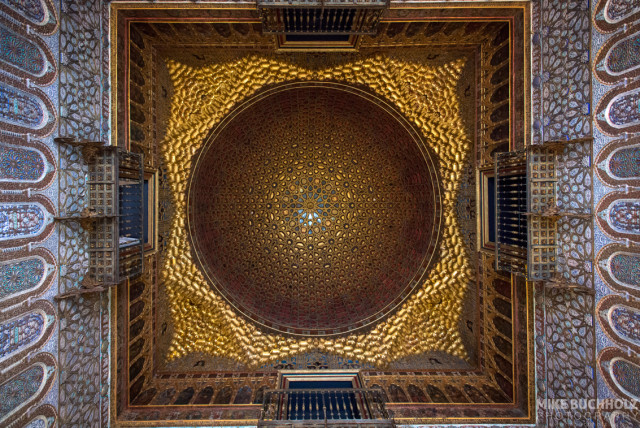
[54,138,144,299]
[259,388,393,427]
[494,139,593,282]
[258,0,387,36]
[494,150,528,276]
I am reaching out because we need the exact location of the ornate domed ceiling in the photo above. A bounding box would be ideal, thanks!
[187,83,441,336]
[111,4,538,425]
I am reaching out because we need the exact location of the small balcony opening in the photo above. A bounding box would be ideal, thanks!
[259,372,393,427]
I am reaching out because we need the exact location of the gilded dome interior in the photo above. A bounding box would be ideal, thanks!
[187,83,441,336]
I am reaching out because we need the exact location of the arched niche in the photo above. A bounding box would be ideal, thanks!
[596,191,640,242]
[595,136,640,187]
[0,247,56,308]
[0,136,56,191]
[0,195,55,249]
[595,80,640,136]
[0,300,56,369]
[0,353,56,427]
[599,348,640,404]
[597,295,640,355]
